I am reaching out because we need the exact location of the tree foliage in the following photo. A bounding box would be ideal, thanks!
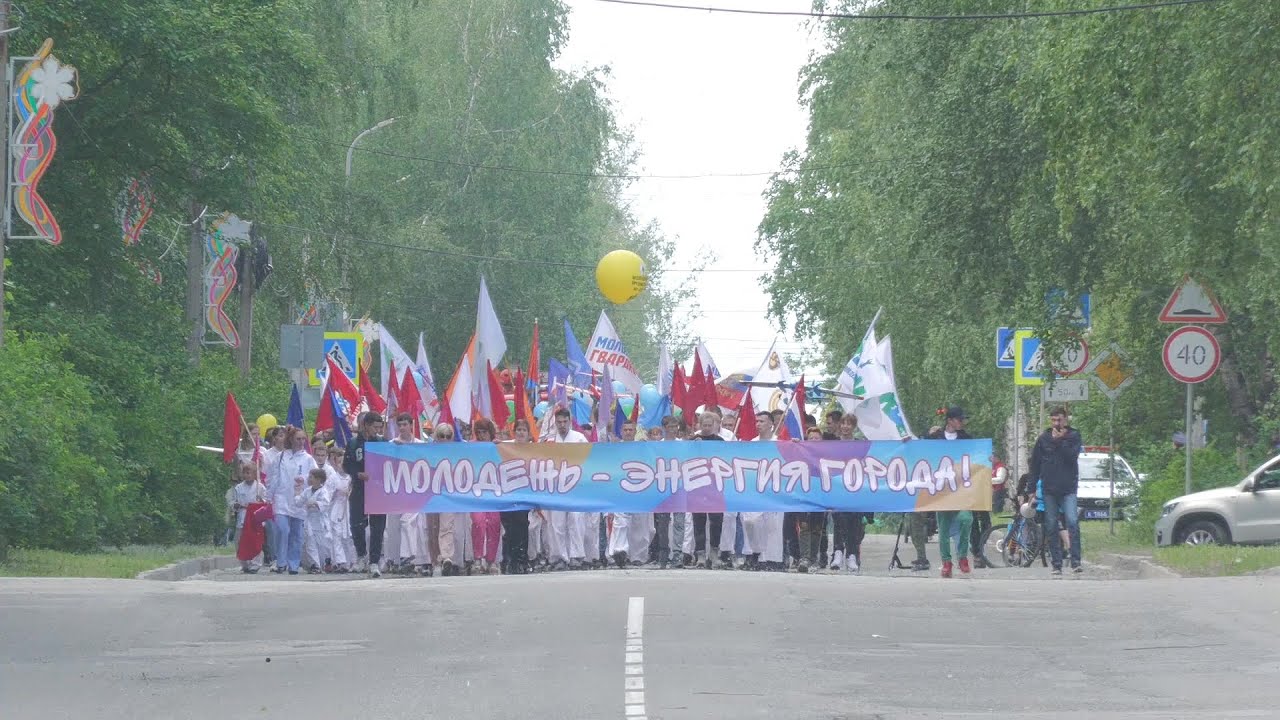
[759,0,1279,458]
[2,0,682,550]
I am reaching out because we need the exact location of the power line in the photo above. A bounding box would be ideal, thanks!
[593,0,1230,21]
[288,131,928,180]
[258,220,992,273]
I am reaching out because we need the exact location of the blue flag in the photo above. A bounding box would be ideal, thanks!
[563,319,594,388]
[613,400,627,438]
[329,387,353,448]
[639,395,670,431]
[287,383,305,433]
[547,358,571,407]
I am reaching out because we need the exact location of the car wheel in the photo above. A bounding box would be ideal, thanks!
[1180,519,1227,546]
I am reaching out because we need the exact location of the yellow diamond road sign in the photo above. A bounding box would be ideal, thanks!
[1084,343,1137,400]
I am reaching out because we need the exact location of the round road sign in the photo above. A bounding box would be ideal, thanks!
[1162,326,1221,384]
[1051,336,1090,376]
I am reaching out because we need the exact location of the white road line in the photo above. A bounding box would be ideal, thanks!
[624,596,646,719]
[627,596,645,638]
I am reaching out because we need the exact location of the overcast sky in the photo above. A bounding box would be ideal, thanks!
[557,0,827,377]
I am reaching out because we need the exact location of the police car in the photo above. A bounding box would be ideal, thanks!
[1075,447,1142,520]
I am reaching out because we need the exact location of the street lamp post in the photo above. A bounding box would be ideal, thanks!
[339,118,396,322]
[346,118,397,180]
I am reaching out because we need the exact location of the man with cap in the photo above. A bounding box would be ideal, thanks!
[927,406,975,578]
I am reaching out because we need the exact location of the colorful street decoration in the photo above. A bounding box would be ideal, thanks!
[118,174,155,246]
[9,39,78,244]
[203,213,251,347]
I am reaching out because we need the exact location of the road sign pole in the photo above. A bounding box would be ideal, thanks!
[1184,382,1194,496]
[1012,383,1020,490]
[1108,399,1116,536]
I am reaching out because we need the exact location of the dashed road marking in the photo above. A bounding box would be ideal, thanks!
[624,596,646,719]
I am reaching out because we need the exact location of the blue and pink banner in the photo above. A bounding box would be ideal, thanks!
[365,440,993,514]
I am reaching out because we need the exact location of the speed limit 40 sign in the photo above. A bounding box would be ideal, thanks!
[1162,326,1221,384]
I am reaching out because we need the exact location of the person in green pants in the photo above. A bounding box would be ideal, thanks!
[929,407,974,578]
[935,509,973,578]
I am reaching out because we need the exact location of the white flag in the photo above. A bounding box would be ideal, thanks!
[836,309,885,413]
[696,342,721,380]
[473,276,507,415]
[656,343,674,397]
[852,336,915,440]
[474,276,507,374]
[377,323,417,399]
[586,310,643,394]
[416,332,439,422]
[749,338,793,413]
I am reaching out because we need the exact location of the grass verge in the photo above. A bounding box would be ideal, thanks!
[0,545,229,579]
[1153,544,1280,577]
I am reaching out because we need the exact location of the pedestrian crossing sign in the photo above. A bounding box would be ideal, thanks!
[307,332,363,387]
[1014,330,1045,386]
[996,327,1033,369]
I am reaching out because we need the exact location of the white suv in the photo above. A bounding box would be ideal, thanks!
[1154,453,1280,546]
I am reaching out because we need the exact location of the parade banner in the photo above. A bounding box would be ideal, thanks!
[365,439,993,514]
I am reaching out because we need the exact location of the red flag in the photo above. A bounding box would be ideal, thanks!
[438,387,455,426]
[487,360,510,427]
[513,367,534,431]
[398,364,424,435]
[317,357,362,431]
[629,387,641,424]
[315,382,334,433]
[674,365,699,422]
[671,364,689,421]
[223,392,245,464]
[687,354,706,410]
[703,366,719,409]
[236,502,274,561]
[360,363,387,415]
[527,321,540,395]
[736,389,758,441]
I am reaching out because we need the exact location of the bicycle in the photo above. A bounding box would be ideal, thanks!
[980,510,1043,568]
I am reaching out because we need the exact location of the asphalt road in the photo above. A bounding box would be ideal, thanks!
[3,536,1278,719]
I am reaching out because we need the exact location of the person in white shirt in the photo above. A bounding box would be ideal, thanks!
[301,468,333,573]
[389,413,431,575]
[743,411,785,571]
[324,445,356,572]
[607,421,653,568]
[270,426,317,574]
[544,408,588,571]
[231,460,266,573]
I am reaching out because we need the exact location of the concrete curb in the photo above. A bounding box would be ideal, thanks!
[1099,552,1181,579]
[137,555,239,581]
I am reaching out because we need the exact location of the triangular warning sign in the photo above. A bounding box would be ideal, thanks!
[1160,276,1227,324]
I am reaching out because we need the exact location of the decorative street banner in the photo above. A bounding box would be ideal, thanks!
[365,439,992,514]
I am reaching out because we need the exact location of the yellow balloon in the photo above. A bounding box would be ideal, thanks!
[256,414,278,437]
[595,250,648,304]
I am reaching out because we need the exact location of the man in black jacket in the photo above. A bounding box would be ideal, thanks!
[1030,406,1084,574]
[344,412,386,577]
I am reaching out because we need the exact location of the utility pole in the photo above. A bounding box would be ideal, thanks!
[0,1,11,348]
[235,225,257,378]
[183,199,204,364]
